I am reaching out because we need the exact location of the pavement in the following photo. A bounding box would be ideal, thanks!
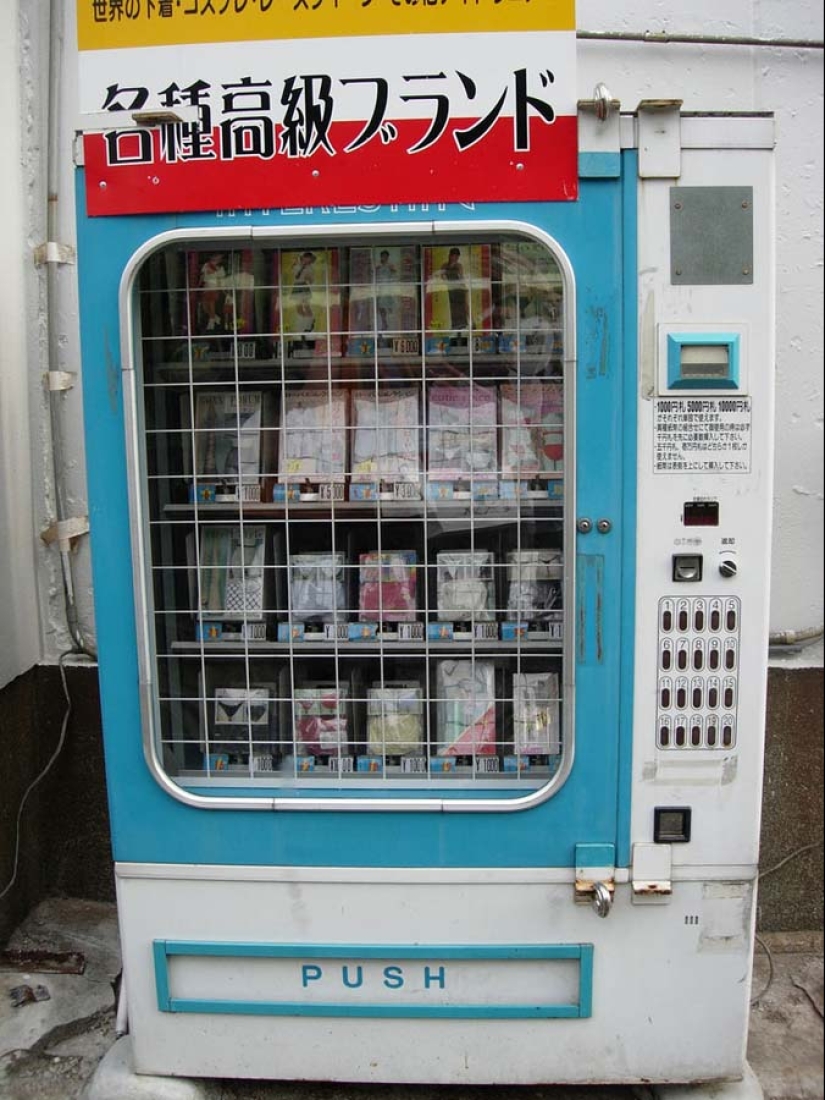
[0,898,821,1100]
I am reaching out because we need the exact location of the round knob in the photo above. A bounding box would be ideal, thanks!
[577,518,593,534]
[719,556,738,578]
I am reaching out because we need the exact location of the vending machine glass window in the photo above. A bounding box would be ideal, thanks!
[129,230,573,802]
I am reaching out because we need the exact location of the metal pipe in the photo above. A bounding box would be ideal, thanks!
[45,0,96,659]
[577,29,823,50]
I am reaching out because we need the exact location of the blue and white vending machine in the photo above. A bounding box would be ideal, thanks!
[75,0,775,1090]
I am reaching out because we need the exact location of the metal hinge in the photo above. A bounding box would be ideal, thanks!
[34,242,75,267]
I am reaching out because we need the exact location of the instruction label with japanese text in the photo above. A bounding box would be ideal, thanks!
[654,397,752,474]
[77,1,577,215]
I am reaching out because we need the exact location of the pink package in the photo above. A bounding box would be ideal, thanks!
[358,551,417,622]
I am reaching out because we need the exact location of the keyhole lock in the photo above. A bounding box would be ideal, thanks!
[577,518,593,534]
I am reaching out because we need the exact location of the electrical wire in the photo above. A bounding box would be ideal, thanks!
[0,651,73,902]
[758,838,824,883]
[749,837,824,1004]
[751,934,775,1007]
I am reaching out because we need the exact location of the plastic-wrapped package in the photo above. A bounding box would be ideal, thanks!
[436,660,496,756]
[278,388,347,482]
[293,683,349,756]
[513,673,561,755]
[290,553,347,623]
[437,551,495,622]
[427,384,497,481]
[358,551,417,622]
[351,388,420,482]
[500,381,564,476]
[367,682,424,756]
[505,550,563,622]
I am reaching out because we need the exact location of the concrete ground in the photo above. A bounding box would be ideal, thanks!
[0,899,821,1100]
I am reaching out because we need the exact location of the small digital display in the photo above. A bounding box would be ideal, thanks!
[683,501,719,527]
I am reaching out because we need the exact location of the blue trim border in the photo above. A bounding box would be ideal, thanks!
[153,940,594,1020]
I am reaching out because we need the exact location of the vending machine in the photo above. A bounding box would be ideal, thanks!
[74,3,774,1091]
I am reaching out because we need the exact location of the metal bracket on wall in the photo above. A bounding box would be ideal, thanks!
[47,371,78,392]
[40,516,90,553]
[637,100,683,178]
[33,242,75,266]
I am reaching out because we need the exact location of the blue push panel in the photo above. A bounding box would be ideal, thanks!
[75,181,635,870]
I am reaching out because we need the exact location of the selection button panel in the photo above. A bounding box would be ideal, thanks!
[656,596,741,751]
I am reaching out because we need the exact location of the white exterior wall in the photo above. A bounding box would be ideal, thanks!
[0,0,42,688]
[2,0,823,673]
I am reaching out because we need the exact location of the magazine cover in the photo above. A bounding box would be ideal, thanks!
[495,241,563,355]
[278,248,342,356]
[435,660,496,756]
[513,672,561,755]
[196,524,266,621]
[185,248,256,341]
[278,388,348,482]
[423,244,492,334]
[345,246,420,353]
[500,381,564,476]
[367,682,424,756]
[194,390,263,490]
[351,387,420,482]
[427,384,498,480]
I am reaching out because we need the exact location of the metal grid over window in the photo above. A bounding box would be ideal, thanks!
[129,229,574,800]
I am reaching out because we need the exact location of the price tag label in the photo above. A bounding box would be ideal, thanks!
[402,756,428,774]
[392,337,420,356]
[394,481,421,501]
[319,482,345,502]
[476,756,500,774]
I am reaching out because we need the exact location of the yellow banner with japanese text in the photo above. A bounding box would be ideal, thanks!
[78,0,575,51]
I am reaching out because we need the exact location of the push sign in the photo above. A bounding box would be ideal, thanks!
[77,0,578,214]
